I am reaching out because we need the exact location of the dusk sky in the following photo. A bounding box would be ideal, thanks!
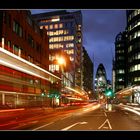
[31,10,126,81]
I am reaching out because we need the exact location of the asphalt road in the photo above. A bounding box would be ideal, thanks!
[6,103,140,130]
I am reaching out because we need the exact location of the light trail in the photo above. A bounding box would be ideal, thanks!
[0,47,61,80]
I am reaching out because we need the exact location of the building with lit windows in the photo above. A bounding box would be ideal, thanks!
[115,31,127,92]
[95,63,107,98]
[0,10,62,108]
[127,10,140,86]
[114,10,140,103]
[32,10,83,89]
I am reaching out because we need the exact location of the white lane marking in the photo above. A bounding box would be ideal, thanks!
[62,122,88,130]
[104,112,107,117]
[98,119,112,130]
[61,116,69,120]
[32,122,54,130]
[103,126,108,129]
[80,122,88,124]
[62,122,79,130]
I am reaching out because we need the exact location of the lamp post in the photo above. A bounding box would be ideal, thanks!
[57,57,66,106]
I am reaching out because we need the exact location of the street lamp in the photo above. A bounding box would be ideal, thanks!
[57,56,66,106]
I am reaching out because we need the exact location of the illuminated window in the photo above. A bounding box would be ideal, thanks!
[134,77,140,82]
[54,24,58,29]
[128,45,132,52]
[66,43,74,48]
[53,44,58,49]
[54,30,59,35]
[59,30,64,35]
[118,70,124,74]
[59,23,63,28]
[59,37,63,41]
[45,25,48,30]
[118,78,124,82]
[49,44,53,49]
[66,49,74,54]
[117,44,121,48]
[49,38,54,42]
[49,64,59,72]
[138,31,140,37]
[138,64,140,70]
[54,37,58,42]
[138,53,140,59]
[56,65,59,71]
[78,25,81,30]
[135,65,137,71]
[49,31,54,36]
[49,25,53,29]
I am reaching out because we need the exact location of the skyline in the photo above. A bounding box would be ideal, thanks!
[31,9,126,81]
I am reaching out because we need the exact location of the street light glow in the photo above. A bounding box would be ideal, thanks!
[57,57,66,66]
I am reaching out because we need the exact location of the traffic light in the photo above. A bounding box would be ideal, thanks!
[105,88,114,97]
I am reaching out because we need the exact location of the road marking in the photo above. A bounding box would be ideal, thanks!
[103,126,108,129]
[32,122,54,130]
[62,122,79,130]
[80,122,88,124]
[98,119,112,130]
[61,116,70,120]
[104,112,107,117]
[62,122,88,130]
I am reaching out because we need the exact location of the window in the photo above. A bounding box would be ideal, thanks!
[13,20,23,37]
[49,64,59,72]
[54,24,58,29]
[128,45,132,53]
[49,25,53,29]
[45,25,48,30]
[118,70,124,74]
[59,30,64,35]
[59,23,63,28]
[66,43,74,48]
[65,49,74,54]
[13,44,19,55]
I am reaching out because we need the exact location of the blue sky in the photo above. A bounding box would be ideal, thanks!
[31,9,126,81]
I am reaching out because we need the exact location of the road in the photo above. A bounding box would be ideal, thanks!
[2,103,139,130]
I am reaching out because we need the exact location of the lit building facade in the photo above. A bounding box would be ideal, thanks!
[115,31,127,92]
[95,63,107,97]
[126,10,140,86]
[0,10,62,108]
[32,10,83,89]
